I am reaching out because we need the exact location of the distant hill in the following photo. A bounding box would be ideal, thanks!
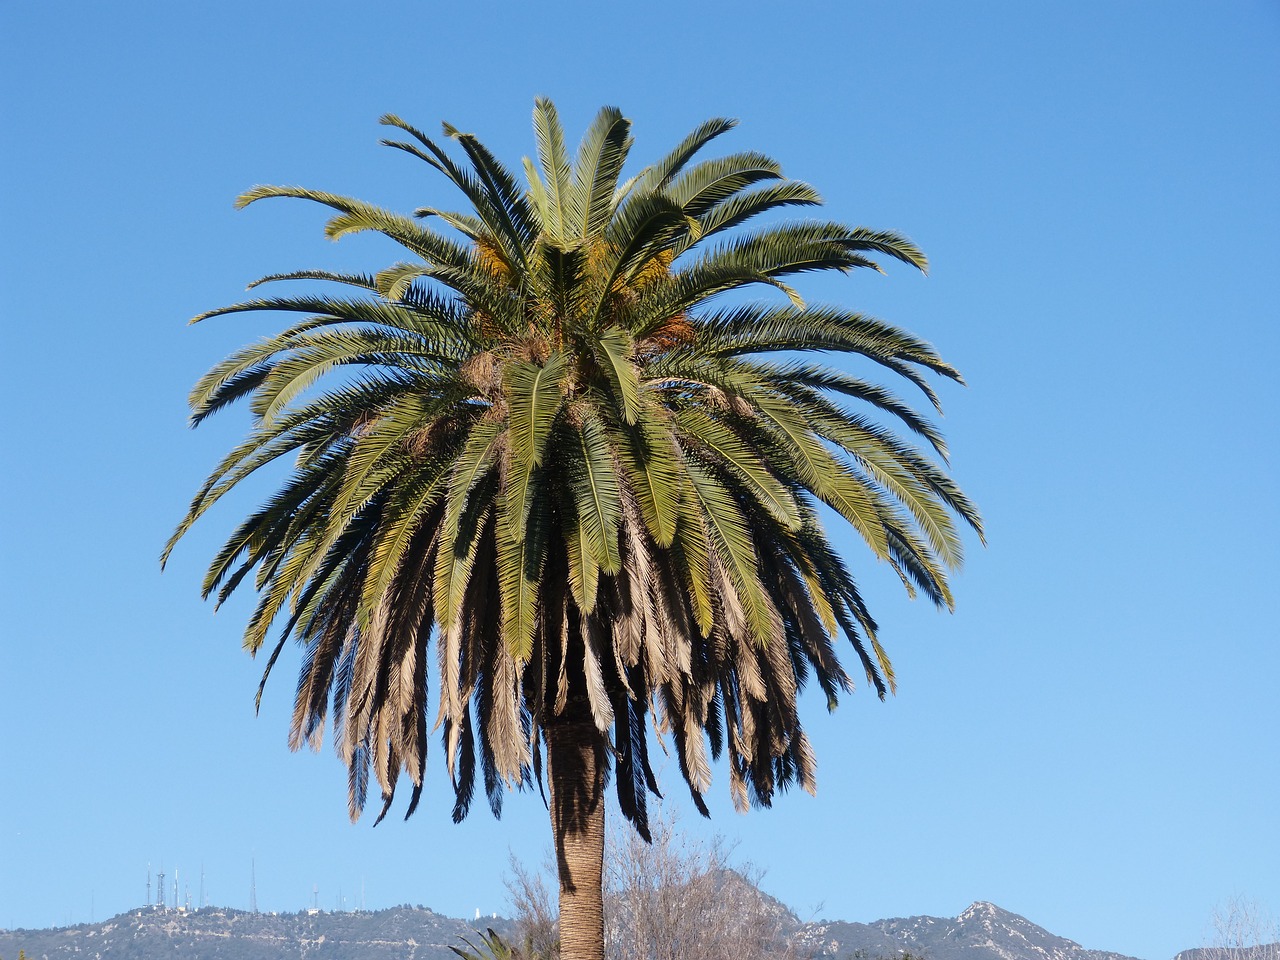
[1,890,1233,960]
[792,900,1144,960]
[0,904,515,960]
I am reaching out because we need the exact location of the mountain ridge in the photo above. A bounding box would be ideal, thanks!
[792,900,1143,960]
[0,894,1221,960]
[0,904,516,960]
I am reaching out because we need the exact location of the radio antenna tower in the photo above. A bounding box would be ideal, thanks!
[146,863,151,909]
[200,863,205,909]
[156,868,166,912]
[249,858,258,914]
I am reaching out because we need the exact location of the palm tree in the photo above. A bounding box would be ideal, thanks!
[164,99,982,960]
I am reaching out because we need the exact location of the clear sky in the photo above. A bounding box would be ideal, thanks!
[1,4,1277,959]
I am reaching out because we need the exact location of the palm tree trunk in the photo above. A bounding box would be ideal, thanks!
[546,710,607,960]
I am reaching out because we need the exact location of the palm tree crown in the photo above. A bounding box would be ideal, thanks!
[165,99,981,847]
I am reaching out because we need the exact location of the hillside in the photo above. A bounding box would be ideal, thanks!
[3,891,1246,960]
[793,900,1142,960]
[0,905,514,960]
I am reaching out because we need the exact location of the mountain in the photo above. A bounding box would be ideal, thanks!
[0,895,1186,960]
[0,905,515,960]
[792,900,1144,960]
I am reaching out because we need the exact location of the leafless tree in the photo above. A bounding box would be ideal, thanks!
[508,806,798,960]
[604,809,796,960]
[507,852,562,960]
[1201,896,1280,960]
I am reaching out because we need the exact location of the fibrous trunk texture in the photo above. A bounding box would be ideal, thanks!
[547,709,607,960]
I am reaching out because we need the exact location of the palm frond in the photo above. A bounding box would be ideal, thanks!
[569,106,632,239]
[595,328,641,424]
[531,97,573,244]
[636,116,738,194]
[565,413,623,578]
[236,185,471,268]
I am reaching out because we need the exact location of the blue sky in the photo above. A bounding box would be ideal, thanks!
[1,3,1277,958]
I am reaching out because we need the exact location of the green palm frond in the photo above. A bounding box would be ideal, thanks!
[447,130,538,255]
[495,499,540,663]
[683,459,775,645]
[503,353,567,537]
[381,113,531,268]
[566,413,623,578]
[673,408,798,528]
[666,151,784,214]
[595,328,641,424]
[246,269,379,291]
[615,402,681,547]
[236,185,470,266]
[450,928,516,960]
[635,116,738,194]
[674,180,823,255]
[569,106,632,239]
[504,353,567,470]
[530,97,573,244]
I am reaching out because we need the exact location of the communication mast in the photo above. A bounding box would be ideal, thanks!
[156,868,166,912]
[249,858,258,914]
